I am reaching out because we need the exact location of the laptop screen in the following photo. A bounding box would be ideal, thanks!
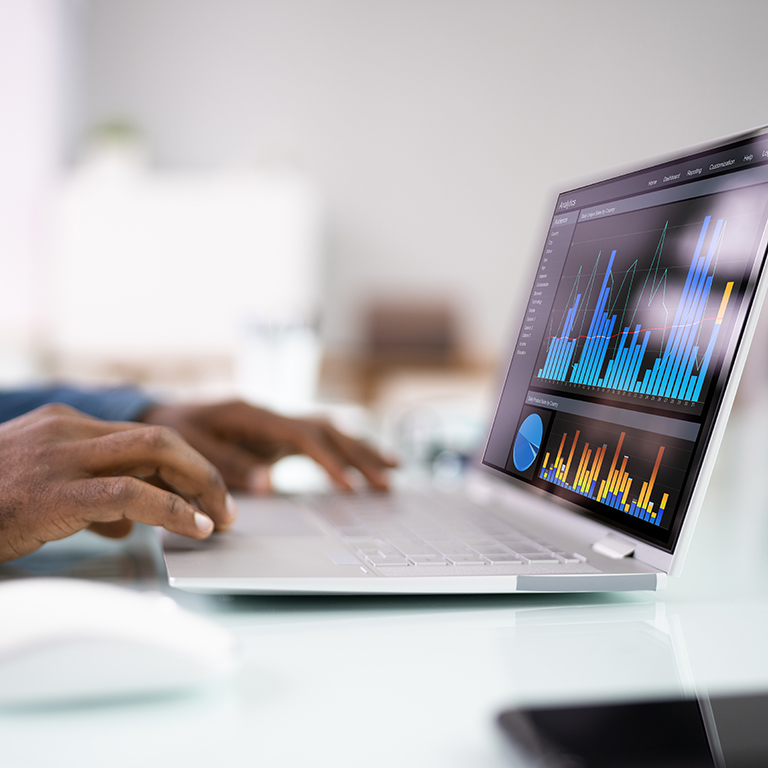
[483,127,768,552]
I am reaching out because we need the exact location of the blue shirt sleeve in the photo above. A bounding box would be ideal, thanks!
[0,386,156,423]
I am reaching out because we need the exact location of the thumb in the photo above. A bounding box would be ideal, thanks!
[88,519,134,539]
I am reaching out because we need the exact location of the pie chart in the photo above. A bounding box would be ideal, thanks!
[513,413,543,472]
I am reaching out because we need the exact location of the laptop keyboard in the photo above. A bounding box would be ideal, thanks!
[314,493,587,568]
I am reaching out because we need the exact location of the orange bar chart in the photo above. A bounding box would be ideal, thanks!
[539,428,671,525]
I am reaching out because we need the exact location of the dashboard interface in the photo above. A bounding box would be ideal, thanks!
[484,129,768,551]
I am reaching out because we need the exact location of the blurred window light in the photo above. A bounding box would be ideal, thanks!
[0,0,60,384]
[52,148,324,361]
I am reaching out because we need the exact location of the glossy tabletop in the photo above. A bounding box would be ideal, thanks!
[2,400,768,768]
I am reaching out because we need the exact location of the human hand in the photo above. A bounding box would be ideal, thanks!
[0,404,237,563]
[140,400,398,494]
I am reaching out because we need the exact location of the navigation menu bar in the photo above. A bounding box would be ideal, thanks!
[556,130,768,212]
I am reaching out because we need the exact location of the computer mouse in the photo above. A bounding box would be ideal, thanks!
[0,578,238,706]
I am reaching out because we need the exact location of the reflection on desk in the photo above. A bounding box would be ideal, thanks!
[1,401,768,767]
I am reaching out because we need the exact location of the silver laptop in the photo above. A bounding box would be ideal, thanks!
[162,126,768,594]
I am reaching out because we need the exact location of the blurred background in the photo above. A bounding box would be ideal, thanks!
[3,0,768,470]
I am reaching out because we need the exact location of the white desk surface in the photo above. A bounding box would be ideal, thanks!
[2,401,768,768]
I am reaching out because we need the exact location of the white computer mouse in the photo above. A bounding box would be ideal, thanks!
[0,578,238,706]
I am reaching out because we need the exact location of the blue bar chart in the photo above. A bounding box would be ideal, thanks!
[535,215,735,404]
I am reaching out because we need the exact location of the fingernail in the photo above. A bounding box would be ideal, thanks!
[194,512,214,534]
[225,493,239,521]
[247,466,271,494]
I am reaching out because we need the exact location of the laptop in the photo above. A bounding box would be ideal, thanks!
[162,126,768,594]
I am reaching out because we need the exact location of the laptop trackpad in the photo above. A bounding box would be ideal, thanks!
[162,498,321,553]
[236,504,321,537]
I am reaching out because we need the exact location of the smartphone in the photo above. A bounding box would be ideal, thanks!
[497,693,768,767]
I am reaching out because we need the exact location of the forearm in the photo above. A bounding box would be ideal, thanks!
[0,385,155,423]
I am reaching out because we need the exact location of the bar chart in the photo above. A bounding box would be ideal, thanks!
[538,415,692,527]
[535,214,735,403]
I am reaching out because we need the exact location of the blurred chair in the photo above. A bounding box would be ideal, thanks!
[358,300,460,402]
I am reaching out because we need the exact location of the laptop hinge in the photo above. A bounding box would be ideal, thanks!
[592,534,637,560]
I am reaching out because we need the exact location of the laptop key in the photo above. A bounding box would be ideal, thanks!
[366,555,411,567]
[408,555,449,566]
[478,547,511,556]
[446,555,488,565]
[520,553,560,563]
[342,537,386,546]
[484,554,524,564]
[360,545,402,557]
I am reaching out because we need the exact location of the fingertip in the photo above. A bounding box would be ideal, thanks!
[376,449,399,468]
[364,471,390,491]
[194,511,215,535]
[214,493,238,531]
[247,466,273,495]
[333,474,355,493]
[225,493,239,522]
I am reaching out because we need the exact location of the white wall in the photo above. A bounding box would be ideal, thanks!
[71,0,768,360]
[0,0,60,377]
